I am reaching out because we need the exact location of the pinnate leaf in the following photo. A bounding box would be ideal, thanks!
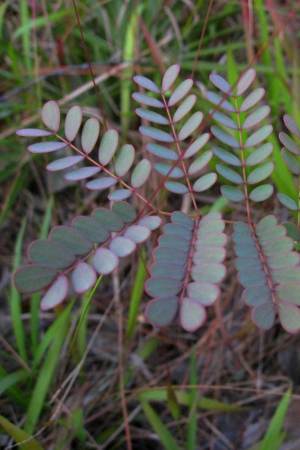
[146,212,226,331]
[233,215,300,332]
[15,203,156,305]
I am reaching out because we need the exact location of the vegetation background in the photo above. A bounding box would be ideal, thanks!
[0,0,300,449]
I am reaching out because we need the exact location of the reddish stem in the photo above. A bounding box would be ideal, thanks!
[235,99,277,308]
[56,134,164,214]
[161,94,198,211]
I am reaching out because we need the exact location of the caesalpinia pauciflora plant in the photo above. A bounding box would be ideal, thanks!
[14,64,300,333]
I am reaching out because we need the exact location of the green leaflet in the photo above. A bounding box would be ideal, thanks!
[209,69,276,206]
[0,415,44,450]
[24,101,159,199]
[14,203,156,309]
[133,65,214,196]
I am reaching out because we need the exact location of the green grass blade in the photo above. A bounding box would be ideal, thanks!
[25,305,71,433]
[121,5,142,136]
[254,0,279,111]
[274,36,291,115]
[139,388,242,412]
[259,389,291,450]
[0,1,8,38]
[32,302,73,369]
[187,350,198,450]
[30,196,54,356]
[124,336,159,387]
[0,369,29,396]
[75,275,103,358]
[19,0,31,73]
[140,399,181,450]
[126,250,147,339]
[0,366,27,406]
[166,385,181,421]
[0,415,44,450]
[0,168,28,226]
[14,9,71,40]
[271,135,297,199]
[9,217,28,362]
